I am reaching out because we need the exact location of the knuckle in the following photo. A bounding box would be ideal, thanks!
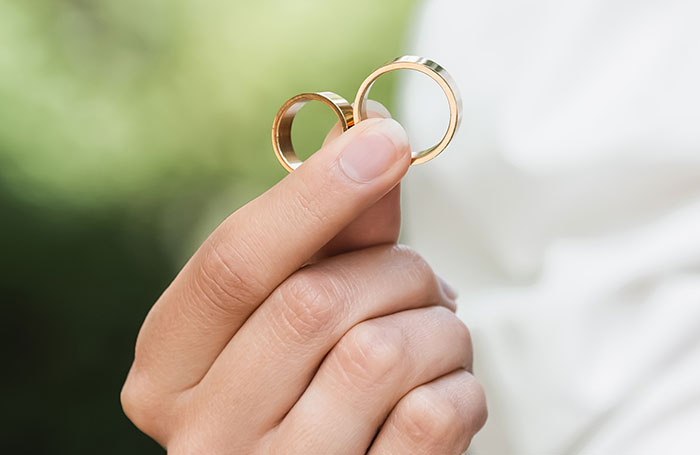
[192,241,264,318]
[467,379,489,431]
[120,372,169,438]
[392,245,438,292]
[274,269,342,342]
[397,387,461,446]
[334,322,405,386]
[453,315,473,352]
[431,306,473,368]
[452,316,474,369]
[393,244,430,272]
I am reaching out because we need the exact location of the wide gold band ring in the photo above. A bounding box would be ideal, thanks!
[272,91,354,172]
[354,56,462,165]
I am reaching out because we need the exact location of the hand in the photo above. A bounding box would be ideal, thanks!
[121,104,487,454]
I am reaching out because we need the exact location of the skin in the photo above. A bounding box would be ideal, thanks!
[121,102,487,454]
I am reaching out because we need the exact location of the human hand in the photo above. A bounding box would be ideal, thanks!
[121,104,487,454]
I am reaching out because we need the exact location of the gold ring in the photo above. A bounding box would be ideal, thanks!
[353,56,462,165]
[272,91,354,172]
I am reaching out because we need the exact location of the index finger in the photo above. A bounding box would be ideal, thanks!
[313,100,403,260]
[127,117,411,394]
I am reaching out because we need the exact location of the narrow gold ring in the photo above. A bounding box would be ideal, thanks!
[272,91,354,172]
[353,56,462,165]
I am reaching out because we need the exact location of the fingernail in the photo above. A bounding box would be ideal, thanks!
[437,275,459,300]
[339,118,408,183]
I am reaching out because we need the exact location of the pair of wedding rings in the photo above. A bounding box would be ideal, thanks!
[271,56,462,172]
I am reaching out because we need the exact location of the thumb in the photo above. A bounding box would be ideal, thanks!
[313,100,404,259]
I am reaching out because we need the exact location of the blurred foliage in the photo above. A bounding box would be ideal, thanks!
[0,0,415,452]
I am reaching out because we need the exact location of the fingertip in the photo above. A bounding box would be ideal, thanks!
[322,120,346,147]
[324,100,392,147]
[365,99,393,119]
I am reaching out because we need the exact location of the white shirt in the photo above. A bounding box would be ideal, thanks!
[399,1,700,453]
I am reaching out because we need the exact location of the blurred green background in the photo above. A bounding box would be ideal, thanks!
[0,0,415,452]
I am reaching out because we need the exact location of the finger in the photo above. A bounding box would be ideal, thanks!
[268,306,473,454]
[369,369,487,455]
[190,245,458,437]
[312,184,401,260]
[321,100,392,147]
[126,117,411,396]
[315,100,398,259]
